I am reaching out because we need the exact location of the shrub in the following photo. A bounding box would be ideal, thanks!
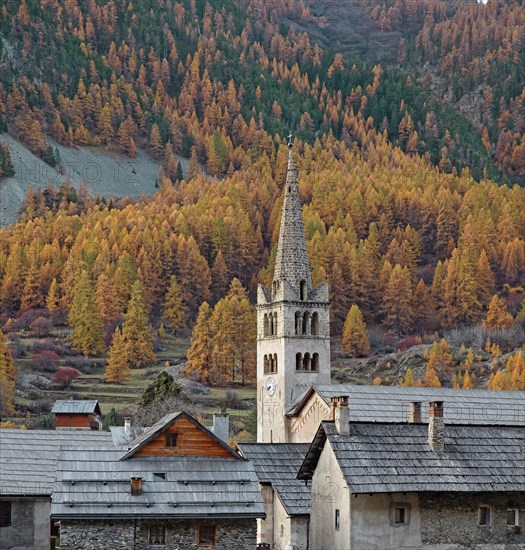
[29,317,53,337]
[398,336,422,351]
[13,308,48,331]
[225,390,241,409]
[52,367,80,388]
[30,350,61,372]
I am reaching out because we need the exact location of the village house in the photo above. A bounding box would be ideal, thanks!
[51,399,102,430]
[0,429,112,550]
[0,409,262,550]
[298,397,525,550]
[50,411,265,550]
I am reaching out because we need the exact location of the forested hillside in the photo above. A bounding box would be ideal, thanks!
[0,0,524,414]
[0,0,512,183]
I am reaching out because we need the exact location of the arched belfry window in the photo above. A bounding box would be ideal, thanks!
[295,312,302,335]
[263,314,269,337]
[273,353,278,373]
[303,353,311,371]
[312,353,319,372]
[312,312,319,336]
[273,312,278,336]
[303,312,311,335]
[264,355,269,374]
[269,313,274,336]
[300,280,307,301]
[296,353,302,371]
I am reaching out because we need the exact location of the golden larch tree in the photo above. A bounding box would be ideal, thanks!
[342,304,370,357]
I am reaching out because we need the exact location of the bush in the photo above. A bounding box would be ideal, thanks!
[225,390,241,409]
[29,317,53,337]
[382,332,399,352]
[13,308,48,331]
[52,367,80,388]
[30,350,61,372]
[67,356,95,373]
[30,341,72,356]
[398,336,422,351]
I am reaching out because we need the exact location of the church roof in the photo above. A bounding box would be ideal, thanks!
[238,443,311,516]
[287,384,525,426]
[273,146,312,290]
[298,421,525,494]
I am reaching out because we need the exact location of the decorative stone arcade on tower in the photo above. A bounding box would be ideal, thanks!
[257,142,331,443]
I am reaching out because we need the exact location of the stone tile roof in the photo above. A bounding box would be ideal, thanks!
[238,443,311,516]
[288,384,525,425]
[51,399,101,414]
[298,421,525,494]
[51,447,265,519]
[0,429,112,496]
[273,146,312,290]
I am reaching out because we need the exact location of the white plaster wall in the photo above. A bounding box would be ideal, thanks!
[257,484,274,545]
[272,497,309,550]
[350,493,422,550]
[288,395,331,444]
[310,442,350,550]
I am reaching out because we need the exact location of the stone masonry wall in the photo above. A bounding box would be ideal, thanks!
[420,492,525,550]
[59,518,257,550]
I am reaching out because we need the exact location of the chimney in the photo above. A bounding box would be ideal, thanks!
[428,401,444,453]
[124,417,131,434]
[130,477,142,496]
[409,402,422,423]
[331,396,350,436]
[212,414,229,444]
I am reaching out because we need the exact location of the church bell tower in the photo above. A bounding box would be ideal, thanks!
[256,141,331,443]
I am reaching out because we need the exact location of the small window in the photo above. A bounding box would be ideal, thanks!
[0,501,11,527]
[165,433,178,447]
[148,525,166,545]
[198,525,216,546]
[300,280,307,301]
[479,506,491,526]
[394,507,406,524]
[153,473,166,481]
[335,509,340,531]
[507,509,519,526]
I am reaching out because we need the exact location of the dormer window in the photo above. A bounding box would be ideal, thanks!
[300,280,307,301]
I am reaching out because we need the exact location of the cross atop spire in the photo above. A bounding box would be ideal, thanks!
[287,132,293,148]
[273,146,313,294]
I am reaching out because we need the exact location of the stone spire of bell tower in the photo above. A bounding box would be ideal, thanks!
[273,143,313,293]
[256,140,331,444]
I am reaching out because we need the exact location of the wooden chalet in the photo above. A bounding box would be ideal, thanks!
[51,400,101,430]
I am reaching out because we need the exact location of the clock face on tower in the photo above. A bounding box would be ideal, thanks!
[265,377,276,396]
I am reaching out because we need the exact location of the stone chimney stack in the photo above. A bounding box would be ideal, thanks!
[124,417,131,434]
[409,402,422,423]
[212,414,229,444]
[428,401,444,453]
[331,396,350,435]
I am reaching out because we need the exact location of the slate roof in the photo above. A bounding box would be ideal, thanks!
[288,384,525,425]
[0,429,112,496]
[238,443,311,516]
[51,400,100,414]
[51,446,265,519]
[298,421,525,494]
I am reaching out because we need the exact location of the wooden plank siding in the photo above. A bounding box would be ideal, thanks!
[134,417,235,458]
[55,413,93,429]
